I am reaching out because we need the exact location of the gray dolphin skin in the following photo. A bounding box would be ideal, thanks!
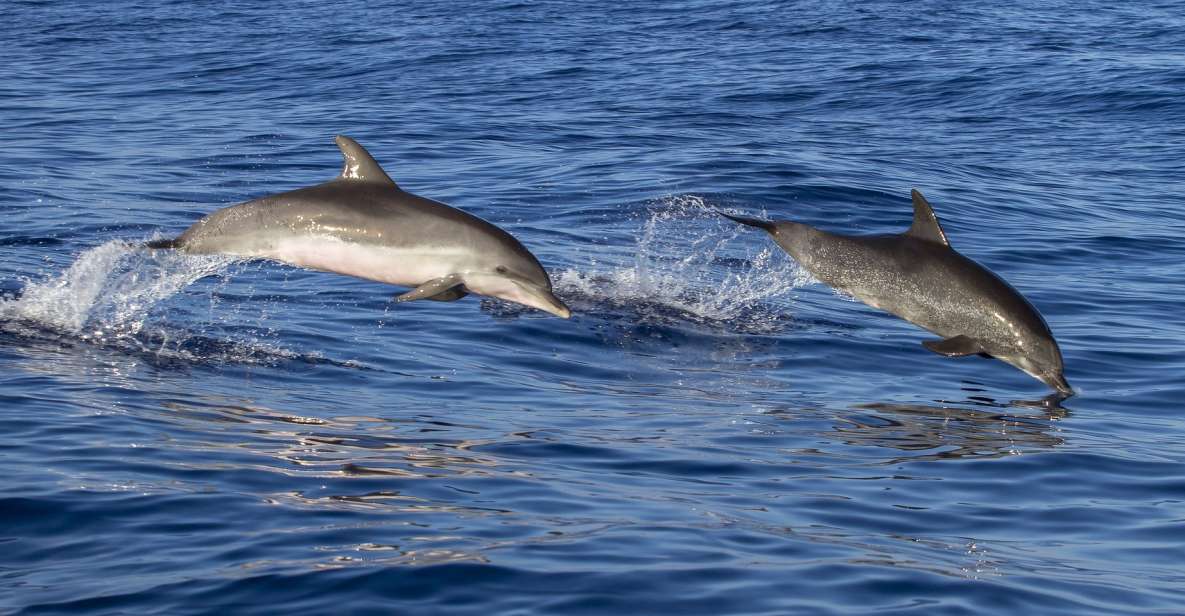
[722,190,1071,395]
[148,136,571,318]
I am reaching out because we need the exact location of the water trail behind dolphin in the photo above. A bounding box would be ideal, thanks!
[1,240,234,337]
[550,194,812,334]
[0,241,323,366]
[0,241,397,370]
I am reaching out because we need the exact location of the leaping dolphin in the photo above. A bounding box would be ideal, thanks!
[722,190,1071,395]
[148,136,571,318]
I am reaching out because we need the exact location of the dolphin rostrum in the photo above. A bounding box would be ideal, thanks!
[722,190,1071,395]
[147,136,571,318]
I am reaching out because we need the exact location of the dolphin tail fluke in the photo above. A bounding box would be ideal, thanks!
[144,238,181,250]
[718,210,776,233]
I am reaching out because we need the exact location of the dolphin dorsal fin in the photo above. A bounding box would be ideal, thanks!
[334,135,398,187]
[907,189,949,246]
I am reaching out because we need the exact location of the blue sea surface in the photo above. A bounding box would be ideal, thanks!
[3,1,1184,614]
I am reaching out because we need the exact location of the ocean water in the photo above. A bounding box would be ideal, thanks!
[3,1,1184,613]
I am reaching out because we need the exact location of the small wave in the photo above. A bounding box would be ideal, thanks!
[551,194,812,333]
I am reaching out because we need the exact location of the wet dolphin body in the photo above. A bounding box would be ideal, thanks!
[148,136,570,318]
[722,190,1071,395]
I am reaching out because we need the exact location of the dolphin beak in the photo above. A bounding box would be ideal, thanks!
[463,273,572,318]
[535,289,571,319]
[1045,373,1074,397]
[505,281,572,318]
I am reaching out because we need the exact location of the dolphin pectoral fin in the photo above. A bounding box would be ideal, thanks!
[394,275,465,303]
[922,335,985,357]
[425,287,469,302]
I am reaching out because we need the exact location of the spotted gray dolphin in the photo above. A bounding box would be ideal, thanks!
[722,190,1071,395]
[148,136,570,318]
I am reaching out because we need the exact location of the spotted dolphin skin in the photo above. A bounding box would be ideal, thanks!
[148,136,570,318]
[722,190,1071,395]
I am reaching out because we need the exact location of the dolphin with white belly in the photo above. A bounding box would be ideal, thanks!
[722,190,1071,395]
[147,136,570,318]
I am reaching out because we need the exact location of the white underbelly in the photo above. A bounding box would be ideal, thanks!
[248,236,471,287]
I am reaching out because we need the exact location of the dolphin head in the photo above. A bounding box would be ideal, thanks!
[1008,339,1072,397]
[461,253,571,319]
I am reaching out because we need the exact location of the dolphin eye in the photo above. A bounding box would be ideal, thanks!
[495,266,508,274]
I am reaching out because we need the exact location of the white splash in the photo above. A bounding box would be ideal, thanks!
[0,240,234,339]
[553,194,812,329]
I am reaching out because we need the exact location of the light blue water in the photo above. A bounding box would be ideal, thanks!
[3,1,1184,614]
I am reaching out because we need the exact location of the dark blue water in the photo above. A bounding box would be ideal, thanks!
[3,1,1184,614]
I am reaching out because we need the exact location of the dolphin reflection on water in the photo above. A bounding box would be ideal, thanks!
[834,399,1069,463]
